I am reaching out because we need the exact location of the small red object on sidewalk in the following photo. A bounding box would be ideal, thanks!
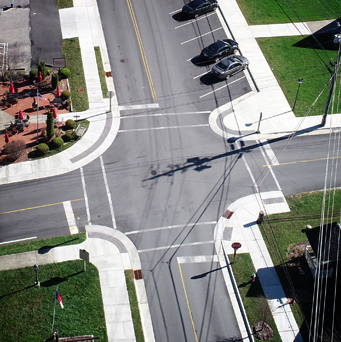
[5,133,10,143]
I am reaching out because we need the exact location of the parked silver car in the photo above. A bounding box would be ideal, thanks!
[211,55,249,79]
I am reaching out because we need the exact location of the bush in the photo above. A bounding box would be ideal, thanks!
[66,119,76,130]
[46,111,55,140]
[51,137,64,149]
[30,69,38,80]
[36,143,49,156]
[63,130,76,142]
[59,68,71,79]
[40,127,47,138]
[52,73,59,89]
[2,140,26,161]
[62,90,71,100]
[38,60,47,80]
[17,70,26,78]
[47,68,52,75]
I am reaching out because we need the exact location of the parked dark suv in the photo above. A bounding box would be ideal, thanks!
[182,0,218,18]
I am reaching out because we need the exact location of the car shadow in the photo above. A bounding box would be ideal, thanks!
[191,55,214,67]
[172,12,188,21]
[200,72,223,85]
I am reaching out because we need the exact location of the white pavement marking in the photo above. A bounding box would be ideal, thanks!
[119,124,209,133]
[181,27,222,44]
[138,240,214,253]
[121,111,211,119]
[193,71,210,79]
[118,103,160,111]
[259,139,279,165]
[175,13,216,29]
[177,255,218,263]
[0,236,37,245]
[80,167,91,225]
[199,76,245,98]
[169,8,181,15]
[257,139,282,191]
[126,221,217,235]
[63,201,78,235]
[100,156,117,229]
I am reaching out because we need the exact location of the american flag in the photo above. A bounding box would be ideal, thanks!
[38,92,47,101]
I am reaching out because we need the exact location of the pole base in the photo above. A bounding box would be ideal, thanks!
[34,281,40,287]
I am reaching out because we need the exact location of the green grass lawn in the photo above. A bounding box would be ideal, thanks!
[229,253,281,342]
[94,47,109,98]
[236,0,340,25]
[257,35,338,117]
[56,0,73,9]
[0,234,86,257]
[0,260,108,341]
[62,38,89,112]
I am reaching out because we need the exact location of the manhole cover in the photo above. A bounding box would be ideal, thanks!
[120,59,126,63]
[151,170,157,175]
[78,88,84,92]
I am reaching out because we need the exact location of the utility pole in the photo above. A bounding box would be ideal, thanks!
[321,31,341,127]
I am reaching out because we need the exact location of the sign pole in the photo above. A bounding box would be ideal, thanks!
[231,242,242,263]
[51,286,58,334]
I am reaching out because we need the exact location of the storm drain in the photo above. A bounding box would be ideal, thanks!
[133,269,143,280]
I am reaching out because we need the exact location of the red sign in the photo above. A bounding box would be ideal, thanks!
[231,242,242,250]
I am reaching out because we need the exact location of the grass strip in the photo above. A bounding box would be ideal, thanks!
[229,253,282,342]
[0,234,86,257]
[62,38,89,112]
[0,260,108,341]
[125,270,145,342]
[56,0,73,10]
[94,47,109,98]
[257,36,338,117]
[235,0,339,25]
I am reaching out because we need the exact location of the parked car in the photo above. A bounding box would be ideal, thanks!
[182,0,218,18]
[211,55,249,79]
[200,39,239,62]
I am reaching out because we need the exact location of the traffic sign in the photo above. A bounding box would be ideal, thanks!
[231,242,242,250]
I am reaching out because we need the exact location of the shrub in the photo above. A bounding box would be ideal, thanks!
[46,111,55,140]
[30,69,38,80]
[38,60,47,79]
[54,128,63,137]
[2,140,26,161]
[66,119,76,129]
[62,90,71,100]
[59,68,71,79]
[52,73,59,89]
[36,143,49,156]
[63,129,76,142]
[47,68,52,75]
[51,137,64,149]
[17,70,26,78]
[40,127,47,138]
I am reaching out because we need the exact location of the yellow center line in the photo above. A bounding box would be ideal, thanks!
[126,0,157,101]
[178,262,199,342]
[263,155,341,167]
[0,198,84,215]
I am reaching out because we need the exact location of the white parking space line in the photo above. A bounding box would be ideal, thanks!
[119,124,209,133]
[138,240,214,253]
[199,75,245,98]
[175,13,216,29]
[177,255,218,263]
[100,156,117,229]
[118,103,160,111]
[0,236,37,245]
[126,221,217,235]
[193,70,210,79]
[169,9,182,15]
[63,201,78,235]
[121,111,211,119]
[181,27,222,45]
[80,167,91,225]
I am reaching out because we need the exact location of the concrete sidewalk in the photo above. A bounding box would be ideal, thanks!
[0,225,155,342]
[214,191,303,342]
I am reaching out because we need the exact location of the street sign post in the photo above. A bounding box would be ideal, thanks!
[231,242,242,263]
[79,249,90,271]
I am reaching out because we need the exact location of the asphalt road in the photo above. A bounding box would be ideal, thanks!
[2,0,341,341]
